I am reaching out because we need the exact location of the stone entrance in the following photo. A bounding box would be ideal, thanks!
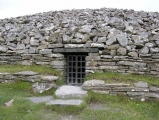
[66,53,87,84]
[54,48,99,85]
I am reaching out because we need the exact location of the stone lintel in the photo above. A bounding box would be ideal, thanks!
[53,48,99,53]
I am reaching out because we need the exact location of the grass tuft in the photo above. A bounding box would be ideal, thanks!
[85,72,159,85]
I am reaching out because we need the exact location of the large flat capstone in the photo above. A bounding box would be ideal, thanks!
[46,99,84,106]
[55,85,88,99]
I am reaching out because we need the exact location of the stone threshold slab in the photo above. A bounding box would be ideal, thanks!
[46,99,84,106]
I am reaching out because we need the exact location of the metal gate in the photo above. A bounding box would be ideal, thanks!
[66,54,86,84]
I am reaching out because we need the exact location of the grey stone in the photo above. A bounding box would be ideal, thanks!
[101,55,112,59]
[54,48,99,53]
[145,93,159,98]
[55,85,88,99]
[152,28,159,34]
[91,43,104,48]
[149,86,159,92]
[39,49,52,54]
[5,99,14,107]
[150,48,159,53]
[110,50,116,56]
[41,75,58,81]
[29,47,37,54]
[145,43,154,48]
[32,82,56,93]
[134,81,148,88]
[64,44,84,48]
[50,61,65,66]
[116,33,128,47]
[48,43,63,48]
[27,96,53,104]
[16,43,25,50]
[0,36,5,42]
[82,80,105,87]
[117,47,127,55]
[0,46,8,52]
[46,99,84,106]
[30,37,39,46]
[117,61,146,67]
[125,25,134,33]
[128,52,138,57]
[106,44,119,50]
[131,35,140,42]
[14,71,38,76]
[99,66,122,70]
[139,47,149,54]
[63,34,70,43]
[79,25,93,33]
[97,37,106,43]
[106,37,116,45]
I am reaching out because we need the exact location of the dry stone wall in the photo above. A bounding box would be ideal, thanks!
[0,8,159,77]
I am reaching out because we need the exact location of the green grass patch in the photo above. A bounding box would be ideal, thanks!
[0,64,60,76]
[85,72,159,85]
[50,102,87,115]
[79,91,159,120]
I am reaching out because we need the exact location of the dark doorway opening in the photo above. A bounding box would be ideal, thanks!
[66,53,87,85]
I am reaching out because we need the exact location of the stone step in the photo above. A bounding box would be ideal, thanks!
[46,99,84,106]
[27,96,53,104]
[55,85,88,99]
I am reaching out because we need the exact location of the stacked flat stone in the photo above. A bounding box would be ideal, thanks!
[82,80,159,101]
[0,8,159,77]
[0,71,58,93]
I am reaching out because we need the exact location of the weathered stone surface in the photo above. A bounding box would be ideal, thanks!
[91,43,104,48]
[0,46,8,52]
[106,44,119,50]
[27,96,53,104]
[5,99,14,107]
[41,76,58,81]
[82,80,105,88]
[55,85,88,99]
[149,86,159,92]
[117,47,127,55]
[116,33,128,47]
[54,48,99,53]
[46,99,84,106]
[50,61,65,66]
[117,61,146,67]
[64,44,84,48]
[39,49,52,54]
[30,37,39,46]
[97,37,106,43]
[106,37,116,45]
[32,82,56,93]
[14,71,38,76]
[63,34,71,43]
[150,48,159,53]
[134,81,148,88]
[128,52,138,57]
[139,47,149,54]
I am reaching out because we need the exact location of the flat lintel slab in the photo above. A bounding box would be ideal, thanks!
[53,48,99,53]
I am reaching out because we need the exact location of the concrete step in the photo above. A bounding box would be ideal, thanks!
[46,99,84,106]
[55,85,88,99]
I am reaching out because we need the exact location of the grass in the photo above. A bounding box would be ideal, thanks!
[0,65,159,120]
[84,72,159,85]
[0,64,60,76]
[79,91,159,120]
